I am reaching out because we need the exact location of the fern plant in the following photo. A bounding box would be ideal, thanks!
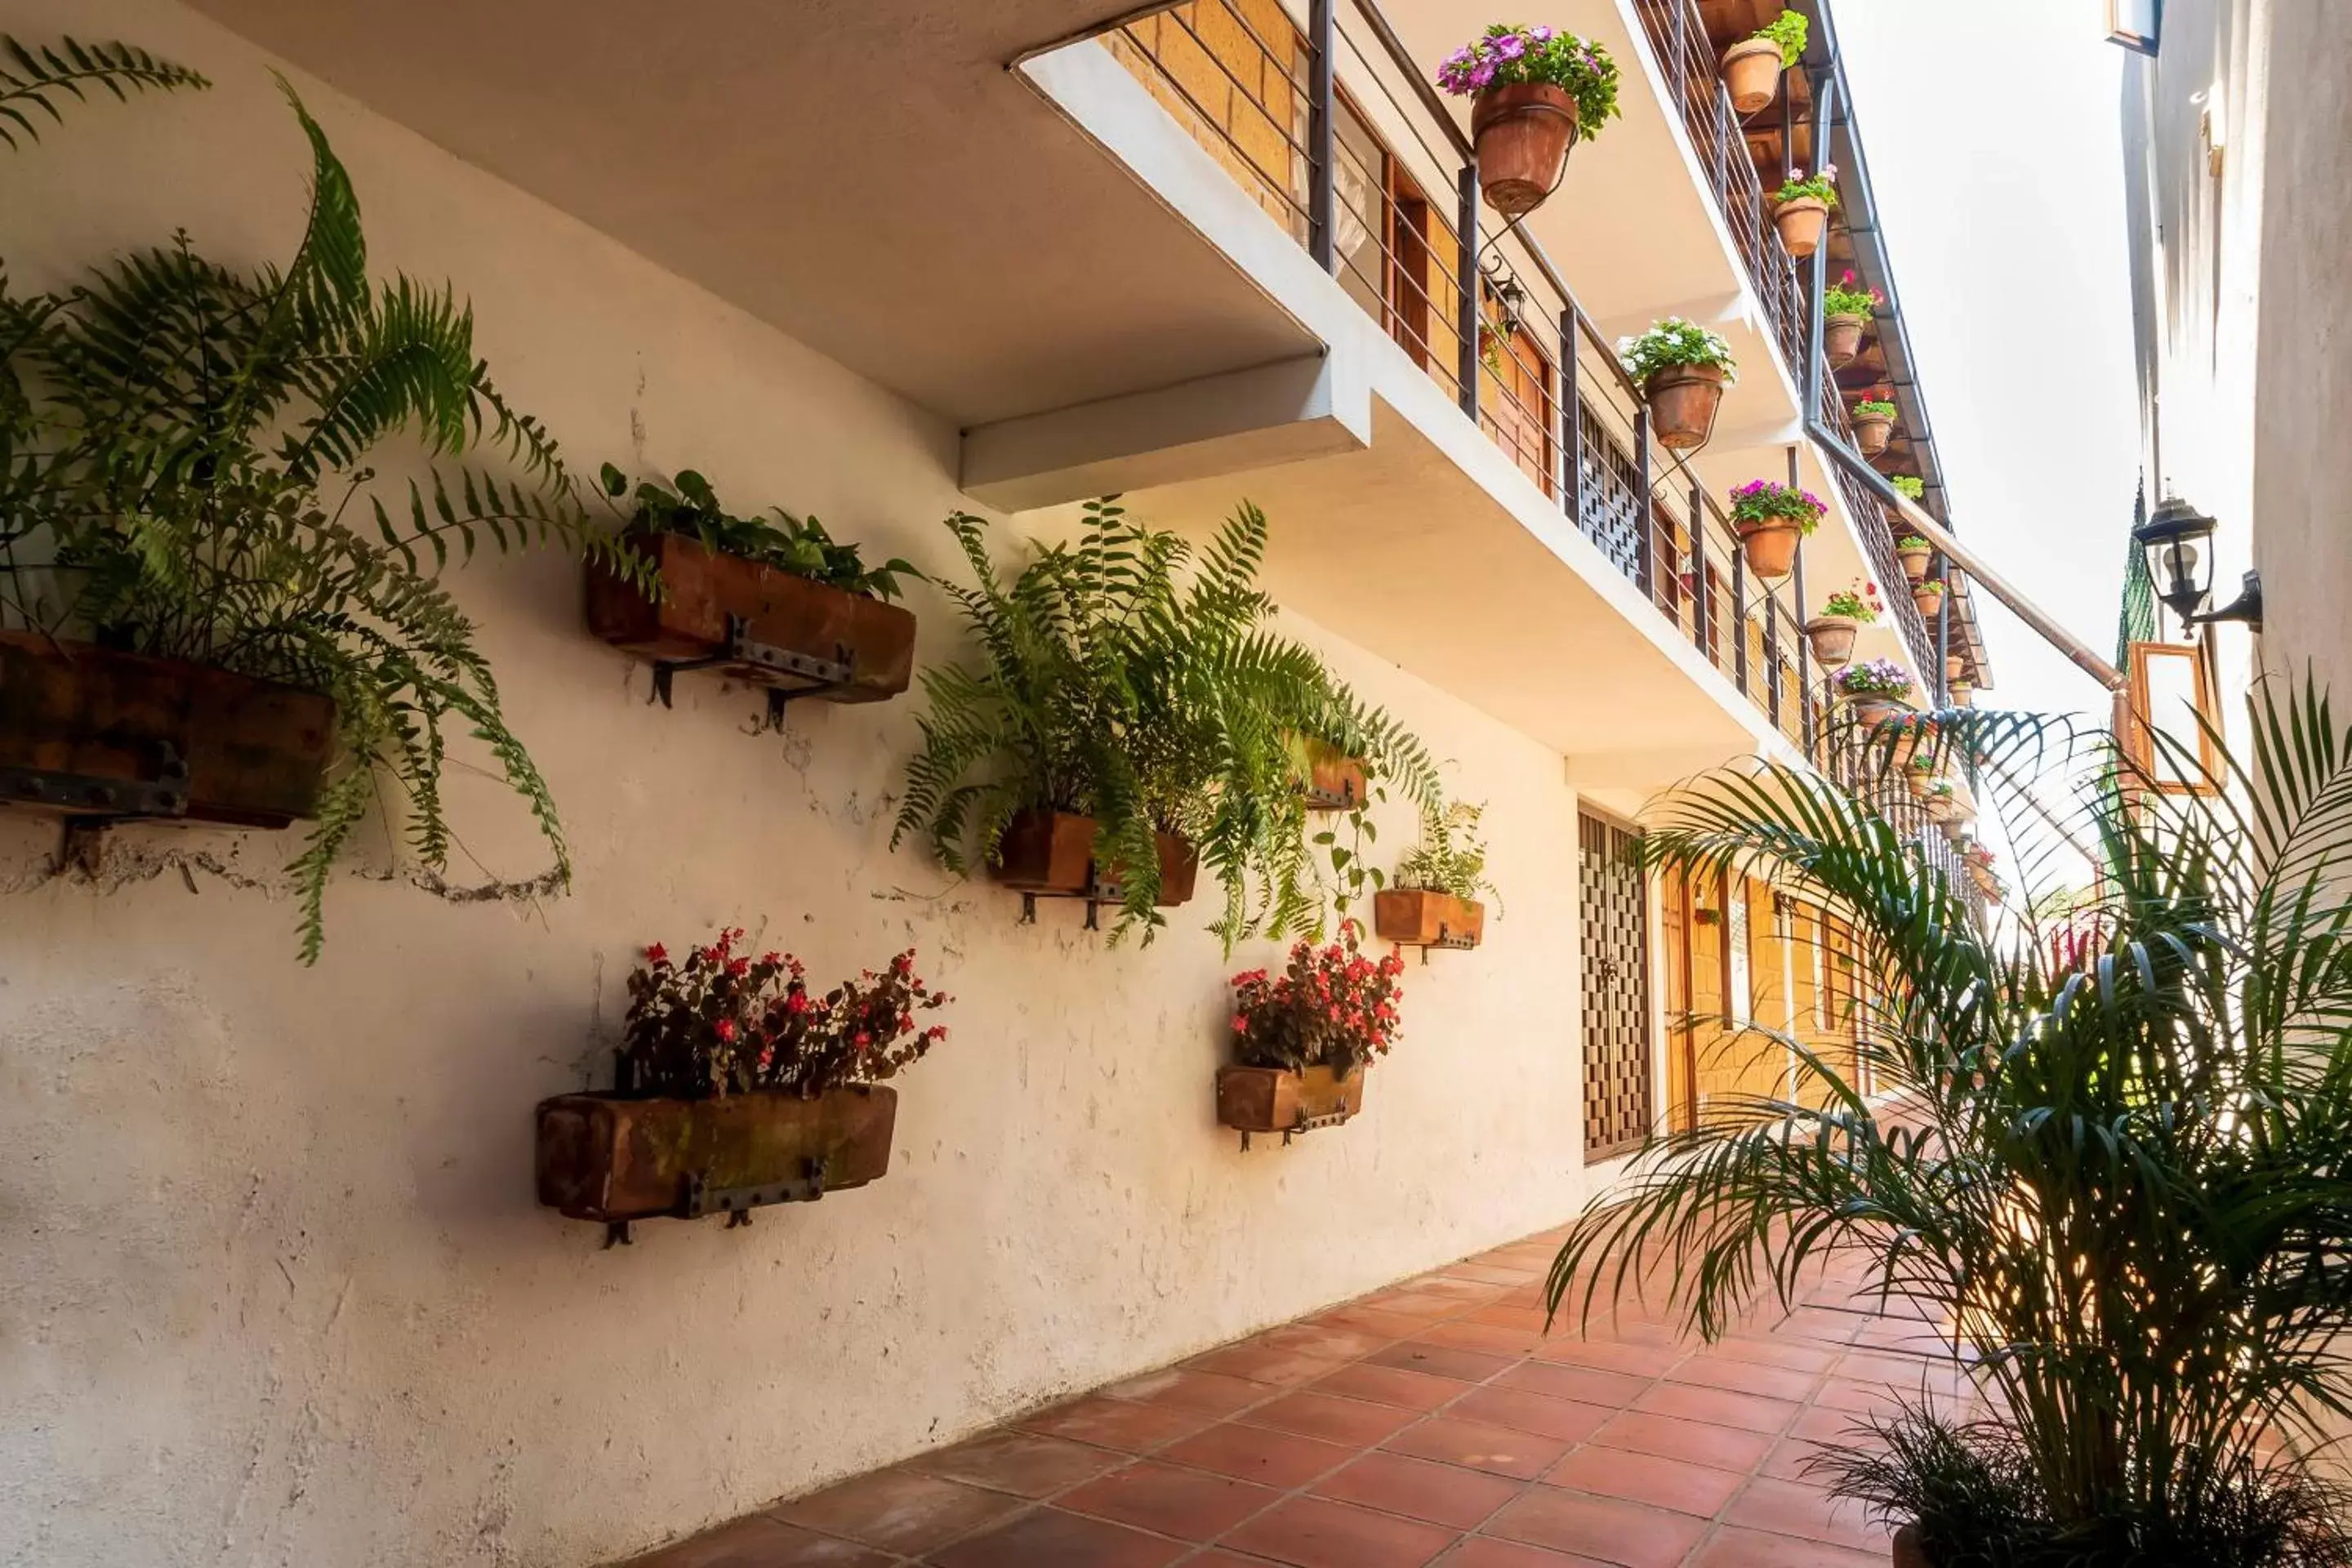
[0,80,644,960]
[892,498,1445,947]
[0,34,208,149]
[1393,800,1499,911]
[596,463,918,600]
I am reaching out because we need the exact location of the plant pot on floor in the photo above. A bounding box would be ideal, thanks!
[1853,412,1896,457]
[1737,519,1802,580]
[0,632,336,826]
[1893,1522,1931,1568]
[1374,889,1486,951]
[1646,363,1728,450]
[1470,83,1577,217]
[535,1084,898,1225]
[1773,194,1829,257]
[586,532,917,706]
[1803,615,1860,670]
[1824,312,1869,368]
[1215,1062,1365,1140]
[991,809,1097,893]
[1720,36,1784,114]
[1897,542,1935,583]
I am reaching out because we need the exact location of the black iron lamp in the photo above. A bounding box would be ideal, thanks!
[2133,494,2262,634]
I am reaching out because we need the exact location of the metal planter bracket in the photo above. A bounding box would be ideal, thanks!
[0,741,191,820]
[647,616,855,728]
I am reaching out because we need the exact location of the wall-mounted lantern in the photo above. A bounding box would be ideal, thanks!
[2132,494,2262,635]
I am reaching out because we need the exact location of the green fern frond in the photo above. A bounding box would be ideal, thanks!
[0,35,208,151]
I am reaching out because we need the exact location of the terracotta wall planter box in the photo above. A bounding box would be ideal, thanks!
[1373,889,1485,950]
[1824,312,1869,368]
[586,532,915,703]
[1774,194,1829,257]
[991,809,1096,893]
[1214,1062,1364,1135]
[536,1085,897,1223]
[1098,831,1200,907]
[1646,363,1727,451]
[1470,82,1576,217]
[1305,752,1369,811]
[0,632,334,826]
[1720,36,1784,114]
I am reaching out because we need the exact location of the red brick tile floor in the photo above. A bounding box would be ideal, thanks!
[626,1227,1962,1567]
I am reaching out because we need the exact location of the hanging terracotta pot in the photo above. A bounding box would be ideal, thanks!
[1944,653,1966,681]
[1897,541,1935,583]
[1824,313,1869,368]
[1802,614,1860,669]
[1853,412,1896,456]
[1913,582,1947,621]
[1904,764,1936,801]
[1736,519,1802,580]
[1719,37,1784,115]
[1773,195,1829,258]
[1950,678,1975,706]
[1646,363,1728,450]
[1470,83,1578,218]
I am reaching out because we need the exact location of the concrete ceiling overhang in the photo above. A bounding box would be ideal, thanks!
[186,0,1321,427]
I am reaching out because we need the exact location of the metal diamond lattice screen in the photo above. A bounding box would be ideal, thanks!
[1579,811,1655,1161]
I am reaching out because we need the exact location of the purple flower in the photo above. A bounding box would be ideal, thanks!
[1494,33,1526,59]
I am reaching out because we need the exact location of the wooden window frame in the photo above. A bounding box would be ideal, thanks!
[2122,639,2221,795]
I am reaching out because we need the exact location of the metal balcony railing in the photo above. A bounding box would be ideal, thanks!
[1103,0,1832,755]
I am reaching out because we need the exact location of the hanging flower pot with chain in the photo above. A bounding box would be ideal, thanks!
[1727,479,1826,581]
[1770,167,1838,258]
[1619,318,1739,450]
[1720,9,1806,115]
[1438,25,1621,220]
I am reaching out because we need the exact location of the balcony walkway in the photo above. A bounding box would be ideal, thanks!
[626,1227,1962,1568]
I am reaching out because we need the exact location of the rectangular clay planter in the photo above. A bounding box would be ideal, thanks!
[586,532,915,703]
[1214,1063,1365,1134]
[1136,831,1200,907]
[534,1085,898,1223]
[1304,751,1369,811]
[991,808,1096,893]
[1373,889,1486,949]
[0,632,336,826]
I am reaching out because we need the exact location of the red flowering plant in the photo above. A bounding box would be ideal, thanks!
[1228,920,1405,1079]
[621,928,951,1100]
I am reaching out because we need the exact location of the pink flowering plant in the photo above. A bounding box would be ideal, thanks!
[1823,269,1882,318]
[1853,391,1899,421]
[1229,920,1405,1078]
[1836,657,1913,701]
[1773,165,1838,205]
[621,928,951,1100]
[1728,479,1827,537]
[1436,24,1621,140]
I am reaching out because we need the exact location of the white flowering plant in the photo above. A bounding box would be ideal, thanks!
[1617,318,1738,385]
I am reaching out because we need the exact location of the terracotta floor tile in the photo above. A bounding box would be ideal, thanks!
[1683,1524,1886,1567]
[911,1430,1125,1498]
[1414,1320,1552,1357]
[1367,1289,1480,1321]
[633,1515,893,1567]
[1463,1303,1553,1333]
[1769,1307,1871,1345]
[1058,1460,1277,1542]
[1413,1274,1512,1302]
[1311,1450,1522,1530]
[1437,1537,1618,1567]
[1240,1390,1423,1446]
[1307,1361,1468,1412]
[927,1505,1188,1568]
[1159,1421,1358,1489]
[1222,1494,1458,1568]
[774,1469,1022,1556]
[1496,1361,1654,1409]
[1721,1477,1890,1552]
[1628,1381,1802,1436]
[1480,1489,1708,1568]
[1663,1354,1821,1403]
[1590,1411,1775,1473]
[1256,1323,1392,1361]
[1757,1437,1841,1484]
[1018,1397,1217,1453]
[1813,1377,1921,1416]
[1382,1415,1575,1481]
[1368,1342,1519,1384]
[1446,1387,1610,1444]
[1790,1404,1883,1446]
[1312,1305,1442,1343]
[1444,1262,1543,1286]
[1185,1342,1352,1388]
[1544,1445,1746,1517]
[1104,1367,1273,1417]
[1525,1338,1686,1379]
[1701,1335,1842,1374]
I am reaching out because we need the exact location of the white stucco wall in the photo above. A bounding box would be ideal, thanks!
[0,5,1614,1565]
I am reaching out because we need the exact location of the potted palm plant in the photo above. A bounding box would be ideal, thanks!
[585,466,918,711]
[1727,479,1826,580]
[1374,802,1498,953]
[1803,581,1881,670]
[1544,687,2352,1568]
[1770,166,1838,258]
[1896,535,1936,584]
[536,930,951,1233]
[893,500,1443,947]
[1437,24,1620,218]
[1619,318,1738,450]
[1851,391,1900,456]
[1719,9,1806,115]
[1822,270,1882,369]
[1218,920,1403,1146]
[0,82,640,962]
